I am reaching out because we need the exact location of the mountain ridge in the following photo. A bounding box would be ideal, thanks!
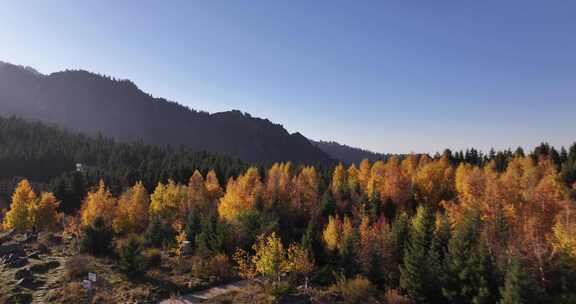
[0,61,335,165]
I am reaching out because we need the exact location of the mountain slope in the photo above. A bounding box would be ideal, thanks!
[311,140,388,164]
[0,61,334,165]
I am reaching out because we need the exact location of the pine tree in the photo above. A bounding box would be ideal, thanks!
[81,217,113,256]
[400,206,436,303]
[118,235,145,277]
[385,212,410,289]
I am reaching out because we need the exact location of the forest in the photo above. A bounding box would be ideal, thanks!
[2,117,576,303]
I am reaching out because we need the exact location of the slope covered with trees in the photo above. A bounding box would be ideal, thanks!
[0,61,334,165]
[0,116,247,211]
[2,138,576,302]
[311,140,390,164]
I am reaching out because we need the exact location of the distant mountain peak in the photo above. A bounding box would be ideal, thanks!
[0,61,334,165]
[311,139,388,164]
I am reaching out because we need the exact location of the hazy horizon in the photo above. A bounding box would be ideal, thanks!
[1,1,575,154]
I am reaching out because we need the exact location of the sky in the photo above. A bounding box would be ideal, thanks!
[1,1,575,154]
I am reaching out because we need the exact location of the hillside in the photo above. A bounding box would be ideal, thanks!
[0,116,247,211]
[311,140,389,164]
[0,61,334,165]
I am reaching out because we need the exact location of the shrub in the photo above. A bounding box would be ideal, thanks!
[329,275,376,304]
[65,255,93,280]
[117,235,145,277]
[144,217,176,248]
[144,248,162,268]
[80,217,113,256]
[191,254,233,281]
[266,281,295,299]
[383,289,411,304]
[208,254,233,281]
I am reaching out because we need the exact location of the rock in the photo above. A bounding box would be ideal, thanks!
[47,234,62,245]
[27,252,40,260]
[30,260,60,273]
[34,242,50,254]
[1,254,28,268]
[15,268,32,280]
[6,292,32,304]
[15,276,34,288]
[0,229,15,244]
[0,243,25,258]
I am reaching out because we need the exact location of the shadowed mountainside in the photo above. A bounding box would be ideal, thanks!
[0,61,334,165]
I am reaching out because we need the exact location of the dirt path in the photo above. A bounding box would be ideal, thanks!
[159,280,250,304]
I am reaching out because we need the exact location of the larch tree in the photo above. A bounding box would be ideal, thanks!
[35,192,62,232]
[331,163,348,201]
[114,182,150,234]
[3,179,37,232]
[205,170,224,204]
[80,180,117,227]
[252,232,286,284]
[284,243,315,290]
[218,167,264,222]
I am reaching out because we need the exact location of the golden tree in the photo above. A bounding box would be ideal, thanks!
[205,170,224,204]
[186,170,209,213]
[114,182,150,234]
[3,179,37,232]
[331,163,348,200]
[35,192,62,232]
[218,167,263,222]
[284,243,315,290]
[323,215,341,252]
[80,180,117,227]
[291,166,319,218]
[252,232,286,283]
[358,159,372,194]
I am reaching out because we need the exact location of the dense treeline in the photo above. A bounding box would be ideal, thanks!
[3,142,576,302]
[0,116,247,211]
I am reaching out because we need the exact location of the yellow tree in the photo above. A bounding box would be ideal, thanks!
[323,215,341,252]
[381,156,411,209]
[413,158,454,209]
[367,160,385,200]
[35,192,62,232]
[3,179,37,232]
[149,180,187,221]
[205,170,224,204]
[80,180,117,227]
[252,232,286,283]
[185,170,209,213]
[291,166,319,218]
[265,163,292,205]
[219,167,263,222]
[114,182,150,234]
[358,159,372,195]
[284,243,315,290]
[347,164,360,198]
[331,163,348,201]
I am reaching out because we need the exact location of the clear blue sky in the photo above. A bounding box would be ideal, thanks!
[1,1,575,154]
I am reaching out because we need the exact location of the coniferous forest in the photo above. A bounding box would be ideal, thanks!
[1,116,576,303]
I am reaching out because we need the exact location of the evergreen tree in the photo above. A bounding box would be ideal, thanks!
[118,235,145,277]
[81,216,113,256]
[144,217,176,248]
[385,212,410,289]
[400,206,436,303]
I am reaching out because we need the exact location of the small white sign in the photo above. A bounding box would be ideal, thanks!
[88,272,97,282]
[83,279,92,290]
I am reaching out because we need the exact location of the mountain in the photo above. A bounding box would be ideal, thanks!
[0,116,248,211]
[0,61,334,165]
[311,140,389,164]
